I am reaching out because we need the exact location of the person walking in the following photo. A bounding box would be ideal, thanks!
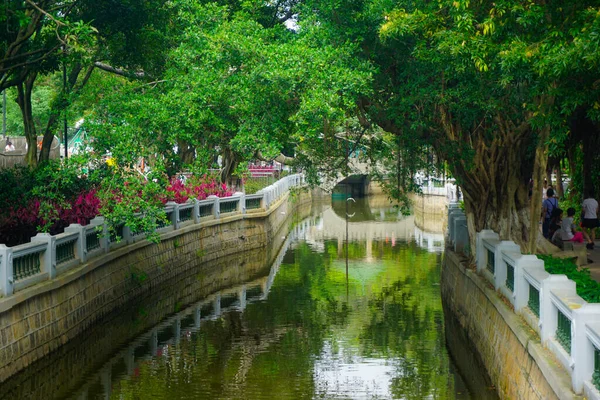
[582,191,599,249]
[541,188,559,239]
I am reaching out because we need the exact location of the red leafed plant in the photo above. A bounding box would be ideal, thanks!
[165,177,233,203]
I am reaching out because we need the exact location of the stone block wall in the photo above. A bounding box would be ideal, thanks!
[410,193,448,233]
[0,190,312,382]
[442,251,577,400]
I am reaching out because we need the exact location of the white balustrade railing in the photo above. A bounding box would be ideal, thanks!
[0,173,305,299]
[448,201,600,398]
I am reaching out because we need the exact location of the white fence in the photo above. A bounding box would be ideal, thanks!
[0,173,305,299]
[447,202,600,399]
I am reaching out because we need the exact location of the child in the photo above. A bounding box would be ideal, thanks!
[548,207,562,240]
[561,207,593,248]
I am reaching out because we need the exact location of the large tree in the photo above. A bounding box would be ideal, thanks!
[293,0,600,251]
[0,0,169,167]
[83,2,372,184]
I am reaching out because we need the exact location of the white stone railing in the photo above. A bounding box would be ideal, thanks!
[447,201,600,398]
[0,173,305,299]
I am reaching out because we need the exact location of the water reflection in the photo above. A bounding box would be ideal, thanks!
[0,197,496,399]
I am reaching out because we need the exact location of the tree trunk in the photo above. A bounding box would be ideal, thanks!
[582,129,598,197]
[177,139,195,165]
[38,113,60,163]
[220,147,239,187]
[436,105,558,253]
[528,129,550,254]
[39,63,88,164]
[556,160,564,199]
[16,72,38,168]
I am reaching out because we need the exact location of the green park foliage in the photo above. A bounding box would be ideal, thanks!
[2,0,600,245]
[537,255,600,303]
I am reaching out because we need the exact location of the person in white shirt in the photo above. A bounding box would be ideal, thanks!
[582,191,599,249]
[560,207,592,247]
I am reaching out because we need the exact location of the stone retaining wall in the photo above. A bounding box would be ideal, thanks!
[442,250,578,400]
[410,192,447,233]
[0,189,312,382]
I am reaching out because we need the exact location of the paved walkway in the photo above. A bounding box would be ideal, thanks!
[584,241,600,282]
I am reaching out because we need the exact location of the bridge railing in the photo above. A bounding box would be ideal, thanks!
[0,173,305,299]
[448,202,600,399]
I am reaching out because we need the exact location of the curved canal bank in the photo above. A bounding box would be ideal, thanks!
[1,196,499,399]
[0,181,313,382]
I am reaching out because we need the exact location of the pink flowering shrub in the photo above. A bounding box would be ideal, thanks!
[0,173,233,246]
[165,177,233,204]
[0,190,101,246]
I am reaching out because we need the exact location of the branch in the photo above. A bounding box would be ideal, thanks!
[254,150,297,165]
[25,0,65,27]
[93,62,149,80]
[0,44,61,74]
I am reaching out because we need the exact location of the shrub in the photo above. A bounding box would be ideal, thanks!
[165,176,233,203]
[537,255,600,303]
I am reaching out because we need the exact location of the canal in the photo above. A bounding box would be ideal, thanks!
[0,196,497,399]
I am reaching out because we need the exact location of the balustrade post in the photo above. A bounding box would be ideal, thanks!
[475,230,499,273]
[514,257,545,313]
[31,233,56,279]
[493,241,520,291]
[213,293,221,317]
[234,191,245,214]
[572,304,600,394]
[194,305,201,328]
[239,285,247,311]
[256,190,266,210]
[122,225,133,244]
[207,195,220,219]
[91,216,110,253]
[452,215,467,247]
[263,188,271,210]
[540,275,574,343]
[193,199,201,224]
[165,201,179,230]
[65,223,86,263]
[0,244,14,296]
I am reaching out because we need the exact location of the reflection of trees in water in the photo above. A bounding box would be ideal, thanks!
[331,197,406,222]
[111,240,473,399]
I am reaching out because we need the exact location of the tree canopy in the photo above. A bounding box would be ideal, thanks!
[3,0,600,250]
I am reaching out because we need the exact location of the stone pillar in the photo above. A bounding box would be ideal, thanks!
[100,366,111,400]
[239,285,247,311]
[193,199,201,224]
[514,256,546,312]
[31,233,56,279]
[149,329,158,357]
[213,293,221,317]
[194,305,201,328]
[90,216,110,253]
[125,346,135,376]
[572,304,600,394]
[207,195,220,219]
[64,224,86,263]
[173,317,181,345]
[540,275,574,343]
[493,241,521,291]
[234,191,245,214]
[0,244,14,296]
[475,230,499,273]
[165,201,179,230]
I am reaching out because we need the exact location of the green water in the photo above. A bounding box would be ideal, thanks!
[0,198,497,399]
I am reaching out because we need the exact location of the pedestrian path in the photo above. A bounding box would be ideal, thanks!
[584,241,600,282]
